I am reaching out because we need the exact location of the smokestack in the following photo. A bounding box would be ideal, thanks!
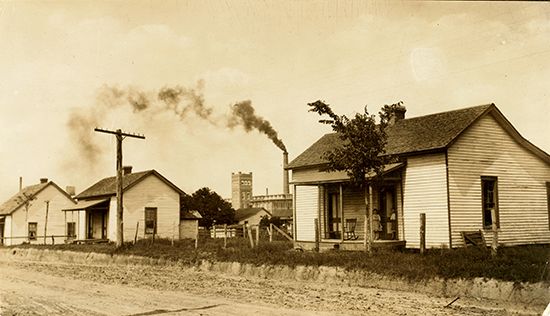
[40,178,48,184]
[19,177,22,192]
[123,166,133,175]
[283,151,289,195]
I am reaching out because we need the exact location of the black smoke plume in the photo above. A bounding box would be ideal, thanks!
[228,100,287,152]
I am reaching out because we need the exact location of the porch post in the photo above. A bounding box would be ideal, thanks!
[368,184,373,254]
[339,184,344,243]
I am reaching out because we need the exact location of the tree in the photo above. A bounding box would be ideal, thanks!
[180,187,235,228]
[308,100,403,253]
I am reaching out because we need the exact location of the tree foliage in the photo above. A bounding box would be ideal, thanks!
[308,100,403,188]
[180,187,235,227]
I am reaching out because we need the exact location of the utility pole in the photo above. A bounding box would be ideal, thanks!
[94,128,145,247]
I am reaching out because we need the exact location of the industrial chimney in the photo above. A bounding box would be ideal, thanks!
[283,151,289,195]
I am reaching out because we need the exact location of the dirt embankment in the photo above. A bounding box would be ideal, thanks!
[0,248,547,315]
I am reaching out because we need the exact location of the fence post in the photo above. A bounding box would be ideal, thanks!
[247,225,255,248]
[269,223,273,242]
[491,208,498,257]
[134,222,139,244]
[223,224,227,249]
[314,218,320,252]
[255,225,260,245]
[420,213,426,255]
[242,224,246,238]
[194,225,199,249]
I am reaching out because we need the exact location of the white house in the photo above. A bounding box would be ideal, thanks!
[0,178,76,246]
[287,104,550,250]
[64,167,185,242]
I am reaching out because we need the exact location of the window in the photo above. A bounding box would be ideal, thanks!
[547,182,550,230]
[28,222,37,240]
[144,207,157,235]
[481,177,499,229]
[67,222,76,239]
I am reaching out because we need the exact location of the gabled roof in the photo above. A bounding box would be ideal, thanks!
[76,170,185,200]
[235,207,271,222]
[181,210,202,220]
[0,181,76,216]
[287,104,550,169]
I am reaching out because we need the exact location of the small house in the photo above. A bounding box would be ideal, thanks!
[63,167,185,242]
[235,207,272,226]
[0,178,76,246]
[287,104,550,250]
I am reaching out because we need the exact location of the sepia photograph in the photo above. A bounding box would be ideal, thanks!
[0,1,549,315]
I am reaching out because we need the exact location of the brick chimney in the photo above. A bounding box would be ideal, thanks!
[389,104,407,125]
[40,178,48,184]
[66,186,76,197]
[123,166,133,175]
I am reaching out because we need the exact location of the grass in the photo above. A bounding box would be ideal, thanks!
[12,238,550,284]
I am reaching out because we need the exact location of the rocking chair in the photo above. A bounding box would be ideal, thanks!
[344,218,359,240]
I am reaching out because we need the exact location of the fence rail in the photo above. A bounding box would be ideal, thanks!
[1,235,75,245]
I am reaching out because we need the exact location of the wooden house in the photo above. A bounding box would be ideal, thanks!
[63,168,185,242]
[235,207,272,226]
[287,104,550,250]
[0,178,76,246]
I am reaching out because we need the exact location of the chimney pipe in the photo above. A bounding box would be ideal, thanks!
[389,104,407,125]
[283,151,289,195]
[123,166,132,175]
[66,186,76,197]
[266,187,269,196]
[19,176,22,192]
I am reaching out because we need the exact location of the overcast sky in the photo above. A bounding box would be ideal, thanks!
[1,1,549,201]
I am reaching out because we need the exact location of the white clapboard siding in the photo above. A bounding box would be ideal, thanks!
[121,174,181,241]
[448,113,550,246]
[8,184,75,245]
[295,185,319,241]
[403,153,449,248]
[292,168,349,183]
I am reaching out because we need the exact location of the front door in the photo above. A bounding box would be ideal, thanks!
[326,192,341,239]
[87,211,107,239]
[379,185,397,240]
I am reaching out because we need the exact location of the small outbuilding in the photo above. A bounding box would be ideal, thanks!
[179,210,202,239]
[235,207,272,226]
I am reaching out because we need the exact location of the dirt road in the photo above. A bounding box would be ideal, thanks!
[0,259,542,315]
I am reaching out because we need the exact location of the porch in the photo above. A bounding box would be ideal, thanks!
[293,163,405,249]
[62,199,111,241]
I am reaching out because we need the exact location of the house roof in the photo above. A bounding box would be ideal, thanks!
[234,207,271,222]
[271,208,293,219]
[76,170,185,200]
[287,104,550,169]
[62,198,110,212]
[181,210,202,220]
[0,181,75,216]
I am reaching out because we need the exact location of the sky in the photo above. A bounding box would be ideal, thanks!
[1,1,549,202]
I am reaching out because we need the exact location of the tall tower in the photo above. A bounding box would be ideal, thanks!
[231,172,253,210]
